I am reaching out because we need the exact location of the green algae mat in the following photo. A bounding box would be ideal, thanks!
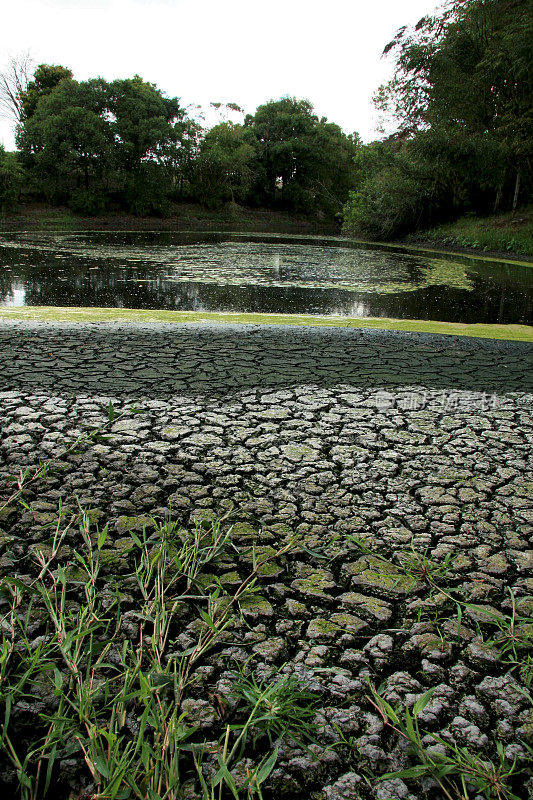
[2,306,532,342]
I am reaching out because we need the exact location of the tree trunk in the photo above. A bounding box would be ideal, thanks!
[512,169,521,213]
[493,185,502,213]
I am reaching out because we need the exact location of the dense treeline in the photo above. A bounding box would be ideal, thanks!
[344,0,532,238]
[0,65,357,218]
[0,0,531,234]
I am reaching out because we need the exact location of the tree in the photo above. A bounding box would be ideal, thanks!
[17,78,114,210]
[245,97,357,215]
[375,0,532,209]
[0,53,33,122]
[105,75,187,213]
[192,122,256,208]
[209,101,244,123]
[164,116,203,199]
[308,122,359,216]
[19,63,73,121]
[0,145,24,212]
[16,71,194,215]
[245,98,317,206]
[345,0,533,238]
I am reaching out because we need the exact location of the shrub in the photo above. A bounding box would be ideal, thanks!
[68,187,107,216]
[0,146,24,212]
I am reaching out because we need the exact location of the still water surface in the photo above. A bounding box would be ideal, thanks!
[0,231,531,324]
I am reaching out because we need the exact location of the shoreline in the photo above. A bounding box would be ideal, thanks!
[2,306,533,342]
[1,203,531,262]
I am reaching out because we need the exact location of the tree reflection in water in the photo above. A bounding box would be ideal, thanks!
[0,232,531,324]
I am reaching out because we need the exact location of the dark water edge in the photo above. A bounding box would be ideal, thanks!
[1,231,532,325]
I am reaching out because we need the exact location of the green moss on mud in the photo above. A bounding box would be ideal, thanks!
[115,515,154,534]
[344,555,420,597]
[2,305,532,341]
[239,594,274,618]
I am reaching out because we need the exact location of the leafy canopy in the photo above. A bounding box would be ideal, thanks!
[344,0,533,239]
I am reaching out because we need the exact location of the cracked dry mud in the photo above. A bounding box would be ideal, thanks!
[1,321,532,395]
[0,322,532,799]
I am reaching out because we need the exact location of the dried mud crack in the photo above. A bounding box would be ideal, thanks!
[0,322,532,799]
[0,320,532,395]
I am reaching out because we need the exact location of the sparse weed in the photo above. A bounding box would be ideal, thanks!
[349,537,533,675]
[200,665,318,800]
[396,547,455,590]
[349,534,456,596]
[481,590,533,659]
[229,664,318,747]
[0,506,299,799]
[467,590,533,682]
[368,684,524,800]
[345,536,532,797]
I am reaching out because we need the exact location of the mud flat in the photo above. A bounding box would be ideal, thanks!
[0,322,532,798]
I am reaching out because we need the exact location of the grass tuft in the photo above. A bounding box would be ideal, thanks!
[0,504,304,799]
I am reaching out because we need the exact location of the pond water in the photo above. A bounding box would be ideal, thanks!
[0,231,532,324]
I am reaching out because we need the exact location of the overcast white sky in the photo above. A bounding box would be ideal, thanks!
[0,0,440,150]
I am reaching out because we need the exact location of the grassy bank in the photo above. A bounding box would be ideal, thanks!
[0,201,339,235]
[2,306,533,342]
[409,208,533,258]
[2,202,532,261]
